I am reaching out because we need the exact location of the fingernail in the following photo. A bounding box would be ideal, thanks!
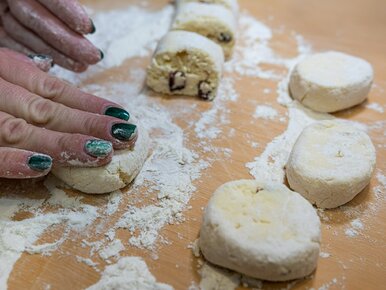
[28,54,52,61]
[28,154,52,171]
[84,140,113,157]
[90,19,96,34]
[28,54,54,71]
[99,49,104,60]
[111,123,137,141]
[105,107,130,121]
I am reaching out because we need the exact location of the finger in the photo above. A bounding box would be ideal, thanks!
[0,26,33,55]
[0,77,138,149]
[0,148,51,179]
[2,12,87,72]
[0,46,52,72]
[0,48,129,119]
[8,0,102,64]
[37,0,94,35]
[0,111,113,167]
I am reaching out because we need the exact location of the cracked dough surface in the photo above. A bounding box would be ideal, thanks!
[289,51,373,113]
[52,129,149,194]
[199,179,321,281]
[286,120,376,209]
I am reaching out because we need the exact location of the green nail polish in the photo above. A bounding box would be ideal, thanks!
[85,140,113,157]
[111,123,137,141]
[28,154,52,171]
[105,107,130,121]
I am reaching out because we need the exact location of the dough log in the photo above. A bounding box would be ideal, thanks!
[175,0,239,15]
[199,180,321,281]
[146,31,224,100]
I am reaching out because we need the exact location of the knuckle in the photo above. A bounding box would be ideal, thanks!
[82,115,104,137]
[27,96,56,125]
[41,76,66,99]
[0,117,28,145]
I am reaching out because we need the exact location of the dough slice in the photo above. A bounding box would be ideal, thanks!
[146,31,224,100]
[172,3,237,59]
[286,120,376,209]
[175,0,239,15]
[199,180,321,281]
[289,51,373,113]
[52,129,149,194]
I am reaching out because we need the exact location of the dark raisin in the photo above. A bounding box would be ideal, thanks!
[218,32,232,43]
[169,71,186,92]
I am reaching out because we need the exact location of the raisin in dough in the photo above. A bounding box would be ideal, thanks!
[199,180,321,281]
[286,120,376,209]
[172,3,237,59]
[176,0,239,15]
[147,31,224,100]
[52,129,149,194]
[289,51,373,113]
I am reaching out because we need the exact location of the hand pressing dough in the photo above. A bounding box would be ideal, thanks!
[289,51,373,113]
[147,31,224,100]
[52,129,149,194]
[172,3,237,59]
[199,179,321,281]
[175,0,239,15]
[286,120,376,209]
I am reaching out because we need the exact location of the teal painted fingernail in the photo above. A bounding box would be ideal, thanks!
[28,154,52,171]
[111,123,137,141]
[90,19,96,34]
[99,49,104,60]
[85,140,113,157]
[105,107,130,121]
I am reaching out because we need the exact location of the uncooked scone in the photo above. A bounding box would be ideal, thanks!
[147,31,224,100]
[289,51,373,113]
[175,0,239,15]
[286,120,376,209]
[172,3,237,59]
[52,129,149,194]
[199,179,321,281]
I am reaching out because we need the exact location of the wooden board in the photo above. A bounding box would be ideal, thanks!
[1,0,386,289]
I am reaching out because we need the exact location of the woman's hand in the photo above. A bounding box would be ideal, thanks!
[0,48,137,179]
[0,0,102,72]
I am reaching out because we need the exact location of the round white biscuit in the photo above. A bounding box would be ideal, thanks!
[199,179,321,281]
[289,51,373,113]
[52,129,149,194]
[286,120,376,209]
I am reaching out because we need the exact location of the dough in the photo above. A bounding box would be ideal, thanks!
[52,129,149,194]
[175,0,239,15]
[286,120,376,209]
[172,3,237,59]
[147,31,224,101]
[199,179,321,281]
[289,51,373,113]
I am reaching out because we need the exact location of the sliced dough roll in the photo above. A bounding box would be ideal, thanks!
[172,3,237,59]
[175,0,239,15]
[286,120,376,209]
[147,31,224,101]
[52,129,149,194]
[199,180,321,281]
[289,51,373,113]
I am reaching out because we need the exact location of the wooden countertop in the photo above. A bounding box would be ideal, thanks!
[2,0,386,289]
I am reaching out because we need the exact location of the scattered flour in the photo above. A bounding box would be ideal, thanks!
[253,105,279,120]
[319,252,331,258]
[86,257,173,290]
[99,240,125,260]
[365,102,384,113]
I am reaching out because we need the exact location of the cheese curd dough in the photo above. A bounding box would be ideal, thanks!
[199,180,321,281]
[289,51,374,113]
[52,129,150,194]
[286,120,376,209]
[175,0,239,15]
[172,3,237,59]
[147,31,224,100]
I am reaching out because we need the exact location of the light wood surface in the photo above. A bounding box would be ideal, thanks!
[1,0,386,289]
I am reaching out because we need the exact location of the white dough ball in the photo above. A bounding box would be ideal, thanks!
[289,51,373,113]
[52,129,149,194]
[286,120,376,209]
[199,179,321,281]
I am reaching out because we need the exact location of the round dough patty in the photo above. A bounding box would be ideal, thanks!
[52,129,149,194]
[289,51,373,113]
[199,179,321,281]
[286,120,376,209]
